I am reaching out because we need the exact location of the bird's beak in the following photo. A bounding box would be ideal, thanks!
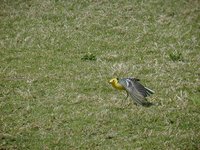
[108,80,112,84]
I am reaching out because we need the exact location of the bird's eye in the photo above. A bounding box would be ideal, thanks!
[116,78,119,80]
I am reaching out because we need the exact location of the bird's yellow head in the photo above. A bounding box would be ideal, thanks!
[109,78,124,90]
[109,78,118,84]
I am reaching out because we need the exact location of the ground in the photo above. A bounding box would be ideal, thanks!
[0,0,200,149]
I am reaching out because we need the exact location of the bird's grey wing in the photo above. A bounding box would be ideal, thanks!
[119,78,152,106]
[127,77,140,81]
[128,78,154,97]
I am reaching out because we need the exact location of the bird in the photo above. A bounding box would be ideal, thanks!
[109,77,155,107]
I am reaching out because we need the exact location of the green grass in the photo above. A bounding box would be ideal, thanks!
[0,0,200,149]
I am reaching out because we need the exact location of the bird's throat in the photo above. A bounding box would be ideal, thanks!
[112,82,125,90]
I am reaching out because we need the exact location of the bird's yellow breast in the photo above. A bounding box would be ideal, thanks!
[109,78,125,90]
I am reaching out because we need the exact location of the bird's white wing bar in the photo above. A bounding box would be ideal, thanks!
[126,78,133,87]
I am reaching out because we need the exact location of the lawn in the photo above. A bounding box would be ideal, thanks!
[0,0,200,149]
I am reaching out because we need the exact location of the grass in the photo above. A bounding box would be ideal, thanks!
[0,0,200,149]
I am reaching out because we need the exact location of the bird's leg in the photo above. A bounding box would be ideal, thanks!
[125,91,129,100]
[121,91,129,107]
